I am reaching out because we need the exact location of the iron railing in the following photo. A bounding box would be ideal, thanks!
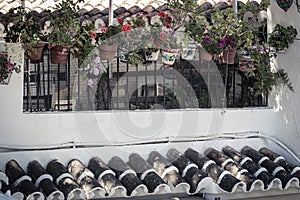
[23,48,267,112]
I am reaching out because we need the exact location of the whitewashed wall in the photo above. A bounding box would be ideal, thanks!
[0,2,300,161]
[266,1,300,157]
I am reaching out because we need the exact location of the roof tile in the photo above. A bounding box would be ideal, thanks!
[0,145,300,199]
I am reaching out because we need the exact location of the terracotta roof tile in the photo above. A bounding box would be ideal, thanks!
[0,145,299,199]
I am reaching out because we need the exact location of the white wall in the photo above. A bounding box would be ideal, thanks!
[1,2,300,160]
[266,2,300,157]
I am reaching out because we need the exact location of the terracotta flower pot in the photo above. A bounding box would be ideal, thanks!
[161,48,180,66]
[222,48,236,64]
[199,47,213,61]
[98,43,118,60]
[26,43,45,63]
[51,45,69,64]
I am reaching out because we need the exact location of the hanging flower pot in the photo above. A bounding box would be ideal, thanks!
[238,54,255,73]
[0,51,20,85]
[181,43,197,60]
[145,49,159,61]
[50,45,69,64]
[98,43,118,60]
[161,48,180,66]
[222,48,236,64]
[119,47,129,63]
[26,43,45,63]
[0,73,12,85]
[199,47,213,61]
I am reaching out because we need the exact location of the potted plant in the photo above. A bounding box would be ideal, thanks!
[118,14,147,64]
[73,20,96,66]
[20,10,47,62]
[95,17,134,60]
[0,51,21,84]
[159,28,181,65]
[96,24,122,60]
[3,7,24,43]
[269,24,297,52]
[135,12,161,62]
[155,12,181,65]
[3,6,47,62]
[46,0,83,64]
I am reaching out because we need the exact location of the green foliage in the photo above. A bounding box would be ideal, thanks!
[3,6,25,43]
[4,6,46,47]
[96,25,122,45]
[167,0,204,30]
[246,46,276,95]
[74,21,96,66]
[168,0,293,96]
[269,24,297,51]
[46,0,82,47]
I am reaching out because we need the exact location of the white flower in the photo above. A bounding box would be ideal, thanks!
[84,64,90,70]
[94,57,101,64]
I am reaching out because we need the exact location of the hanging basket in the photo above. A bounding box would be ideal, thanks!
[199,47,213,61]
[161,48,180,66]
[26,43,45,63]
[98,43,118,60]
[222,48,236,64]
[51,45,69,64]
[145,49,159,61]
[0,73,12,85]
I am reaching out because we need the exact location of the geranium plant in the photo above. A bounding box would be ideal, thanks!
[94,18,134,60]
[3,6,47,61]
[0,51,20,83]
[46,0,82,48]
[157,12,180,50]
[96,24,122,45]
[73,20,96,65]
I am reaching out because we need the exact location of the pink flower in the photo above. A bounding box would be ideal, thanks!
[90,31,97,39]
[122,23,132,33]
[1,51,8,58]
[118,18,123,24]
[100,26,108,33]
[7,63,14,71]
[48,45,52,49]
[160,31,167,41]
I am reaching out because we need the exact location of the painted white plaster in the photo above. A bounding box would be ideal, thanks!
[0,2,299,163]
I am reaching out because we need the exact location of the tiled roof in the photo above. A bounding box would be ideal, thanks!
[0,0,234,14]
[0,145,299,199]
[0,0,267,41]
